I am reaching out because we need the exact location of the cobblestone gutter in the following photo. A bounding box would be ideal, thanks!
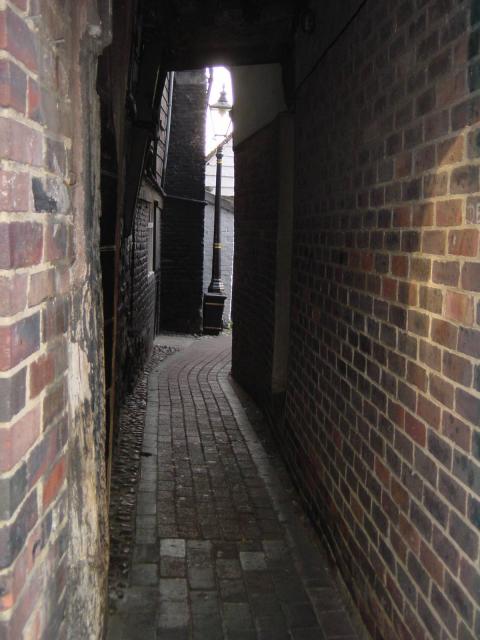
[108,345,177,609]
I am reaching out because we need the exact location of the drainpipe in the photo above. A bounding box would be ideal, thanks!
[206,67,214,105]
[161,71,175,190]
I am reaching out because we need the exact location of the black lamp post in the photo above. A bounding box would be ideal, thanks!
[203,87,231,334]
[209,144,225,295]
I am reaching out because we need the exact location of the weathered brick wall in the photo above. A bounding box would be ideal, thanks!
[161,70,206,332]
[129,195,157,376]
[0,1,111,638]
[111,74,170,421]
[111,71,168,386]
[164,71,206,202]
[232,120,280,405]
[278,1,480,638]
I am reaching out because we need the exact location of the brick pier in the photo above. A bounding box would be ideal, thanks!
[108,335,362,640]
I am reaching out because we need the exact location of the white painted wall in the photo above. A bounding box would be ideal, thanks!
[230,64,286,146]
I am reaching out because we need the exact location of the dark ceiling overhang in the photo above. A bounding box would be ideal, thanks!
[142,0,301,69]
[122,0,302,237]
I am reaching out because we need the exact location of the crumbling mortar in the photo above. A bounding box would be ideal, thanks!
[0,110,46,134]
[0,51,39,81]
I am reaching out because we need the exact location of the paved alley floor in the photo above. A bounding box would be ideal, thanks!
[108,335,363,640]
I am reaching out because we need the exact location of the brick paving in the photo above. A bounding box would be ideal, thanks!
[107,335,363,640]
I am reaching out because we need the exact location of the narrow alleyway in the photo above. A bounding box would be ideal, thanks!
[107,336,362,640]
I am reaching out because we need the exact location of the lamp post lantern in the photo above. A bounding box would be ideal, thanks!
[203,86,232,335]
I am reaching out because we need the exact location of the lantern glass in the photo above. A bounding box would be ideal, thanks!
[210,86,232,139]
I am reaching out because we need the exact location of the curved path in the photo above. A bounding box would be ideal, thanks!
[108,335,361,640]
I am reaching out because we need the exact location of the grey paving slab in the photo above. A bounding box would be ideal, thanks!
[121,586,158,614]
[239,552,267,572]
[161,538,187,558]
[223,602,254,630]
[225,631,257,640]
[219,578,248,603]
[111,613,157,640]
[133,543,159,563]
[161,555,187,578]
[216,558,242,579]
[188,565,216,590]
[107,335,364,639]
[131,562,157,586]
[158,599,190,630]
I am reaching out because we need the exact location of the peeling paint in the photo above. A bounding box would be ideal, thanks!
[68,329,92,408]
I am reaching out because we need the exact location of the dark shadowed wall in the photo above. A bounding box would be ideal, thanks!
[161,70,207,332]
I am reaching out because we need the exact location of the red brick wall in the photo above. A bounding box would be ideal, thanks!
[279,0,480,638]
[0,1,111,637]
